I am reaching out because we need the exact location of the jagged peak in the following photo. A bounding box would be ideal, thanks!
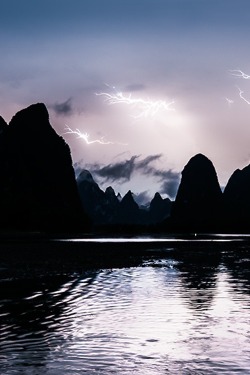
[152,192,163,201]
[121,190,139,208]
[77,169,96,184]
[105,186,116,195]
[123,190,133,199]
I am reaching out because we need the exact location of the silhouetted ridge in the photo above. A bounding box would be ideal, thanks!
[76,171,175,228]
[78,169,97,184]
[105,186,120,210]
[105,186,116,200]
[0,103,87,231]
[0,116,7,135]
[9,103,49,127]
[77,170,120,226]
[115,190,143,225]
[171,153,222,230]
[4,106,250,234]
[8,103,60,144]
[223,164,250,230]
[120,190,138,210]
[77,170,107,225]
[150,192,172,223]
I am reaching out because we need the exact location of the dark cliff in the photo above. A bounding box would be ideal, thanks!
[0,103,86,231]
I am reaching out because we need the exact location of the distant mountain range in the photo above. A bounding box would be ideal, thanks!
[76,169,172,228]
[0,103,250,233]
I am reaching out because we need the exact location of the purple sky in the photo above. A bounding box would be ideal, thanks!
[1,0,250,202]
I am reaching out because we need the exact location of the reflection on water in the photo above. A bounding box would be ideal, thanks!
[0,239,250,374]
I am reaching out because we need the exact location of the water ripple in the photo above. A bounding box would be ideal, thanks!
[0,242,250,374]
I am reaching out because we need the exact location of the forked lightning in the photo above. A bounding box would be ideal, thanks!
[64,126,113,145]
[229,70,250,80]
[96,90,175,118]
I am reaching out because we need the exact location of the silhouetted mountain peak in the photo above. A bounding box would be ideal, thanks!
[226,165,250,186]
[78,169,96,184]
[77,171,121,225]
[149,192,172,223]
[182,153,216,175]
[105,186,118,201]
[121,190,138,206]
[171,153,222,229]
[5,103,71,159]
[9,103,51,128]
[152,192,163,203]
[104,186,119,212]
[223,165,250,214]
[105,186,115,195]
[179,153,222,194]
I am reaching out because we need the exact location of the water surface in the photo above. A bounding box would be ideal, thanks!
[0,237,249,374]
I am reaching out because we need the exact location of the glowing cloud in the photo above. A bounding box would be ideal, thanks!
[96,86,175,119]
[64,125,114,145]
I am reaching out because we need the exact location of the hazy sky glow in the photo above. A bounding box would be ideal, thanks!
[2,0,250,201]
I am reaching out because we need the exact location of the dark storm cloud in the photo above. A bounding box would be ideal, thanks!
[51,98,73,116]
[137,154,162,169]
[139,164,180,199]
[84,154,180,199]
[89,154,163,183]
[147,169,180,199]
[159,176,180,200]
[2,0,250,197]
[89,156,139,183]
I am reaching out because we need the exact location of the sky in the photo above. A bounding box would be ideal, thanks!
[1,0,250,203]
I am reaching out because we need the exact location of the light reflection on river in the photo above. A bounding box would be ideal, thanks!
[0,238,250,374]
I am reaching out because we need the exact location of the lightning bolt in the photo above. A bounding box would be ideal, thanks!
[63,126,114,145]
[237,86,250,105]
[229,70,250,79]
[96,87,175,118]
[229,70,250,105]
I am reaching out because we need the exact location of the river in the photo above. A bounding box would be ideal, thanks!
[0,235,249,374]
